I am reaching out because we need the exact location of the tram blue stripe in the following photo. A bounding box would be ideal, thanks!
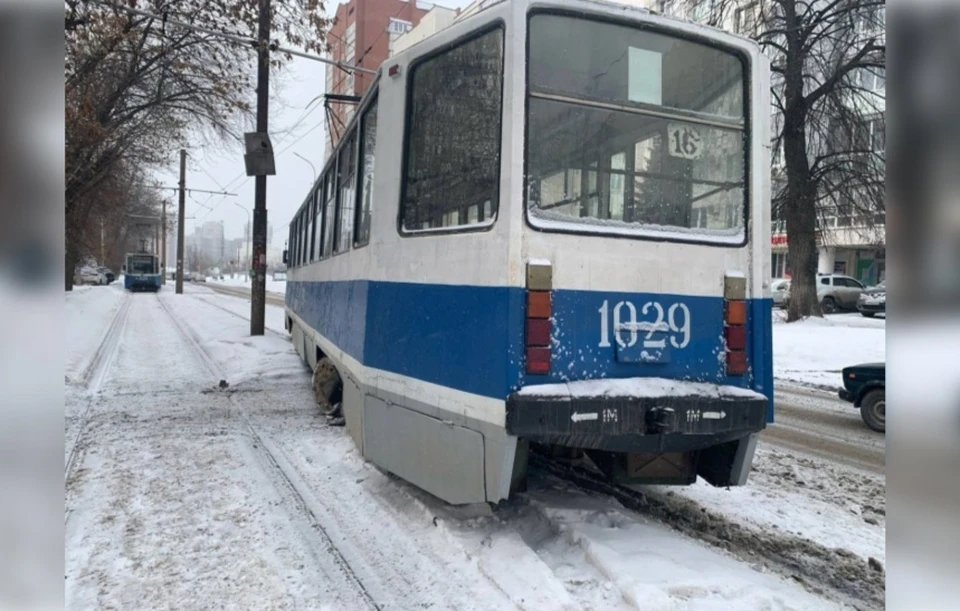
[286,280,774,420]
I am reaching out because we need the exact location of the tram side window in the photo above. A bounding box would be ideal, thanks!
[401,27,504,232]
[335,131,357,253]
[313,188,323,259]
[355,97,378,247]
[307,198,316,262]
[322,169,336,258]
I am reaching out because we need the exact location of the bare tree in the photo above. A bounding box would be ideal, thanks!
[64,0,331,290]
[662,0,885,319]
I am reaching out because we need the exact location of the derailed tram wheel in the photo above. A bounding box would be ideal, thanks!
[312,357,344,424]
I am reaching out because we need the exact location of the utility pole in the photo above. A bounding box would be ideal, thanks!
[176,149,186,294]
[161,199,167,284]
[250,0,271,335]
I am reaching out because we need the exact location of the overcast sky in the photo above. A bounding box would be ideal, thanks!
[151,0,473,248]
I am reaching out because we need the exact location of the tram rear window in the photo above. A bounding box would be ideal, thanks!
[526,14,748,244]
[128,256,155,274]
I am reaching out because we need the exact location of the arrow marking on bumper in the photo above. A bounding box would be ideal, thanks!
[571,412,598,423]
[702,411,727,419]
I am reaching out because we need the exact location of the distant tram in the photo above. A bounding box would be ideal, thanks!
[285,0,773,505]
[123,253,161,292]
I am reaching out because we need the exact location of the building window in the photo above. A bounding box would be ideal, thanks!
[687,0,714,24]
[388,18,413,35]
[322,171,336,258]
[355,96,378,247]
[401,27,504,233]
[735,1,760,36]
[335,130,357,253]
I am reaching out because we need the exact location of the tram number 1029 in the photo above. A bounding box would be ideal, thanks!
[598,300,691,349]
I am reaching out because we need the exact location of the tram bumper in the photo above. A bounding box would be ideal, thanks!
[506,378,768,486]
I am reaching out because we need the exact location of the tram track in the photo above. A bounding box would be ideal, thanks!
[527,451,885,611]
[154,293,381,610]
[185,291,287,339]
[66,293,132,484]
[205,282,286,307]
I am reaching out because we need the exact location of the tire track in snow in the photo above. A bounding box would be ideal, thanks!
[66,293,132,484]
[767,385,885,474]
[155,293,381,610]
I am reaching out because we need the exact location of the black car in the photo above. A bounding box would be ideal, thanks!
[838,362,885,432]
[856,281,885,317]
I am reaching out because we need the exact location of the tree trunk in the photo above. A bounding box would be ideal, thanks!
[782,0,822,322]
[65,241,78,292]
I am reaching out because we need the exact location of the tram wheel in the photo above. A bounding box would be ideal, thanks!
[312,357,342,416]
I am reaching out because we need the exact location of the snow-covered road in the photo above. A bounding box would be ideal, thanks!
[65,285,881,610]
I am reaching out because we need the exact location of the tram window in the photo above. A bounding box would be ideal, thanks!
[355,97,378,248]
[335,131,357,253]
[322,170,336,258]
[401,26,504,233]
[307,196,316,262]
[313,189,323,261]
[526,14,746,243]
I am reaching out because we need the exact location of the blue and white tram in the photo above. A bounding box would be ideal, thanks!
[285,0,773,505]
[123,252,161,292]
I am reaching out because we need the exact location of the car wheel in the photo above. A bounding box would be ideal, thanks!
[861,311,875,318]
[821,296,837,314]
[860,389,885,433]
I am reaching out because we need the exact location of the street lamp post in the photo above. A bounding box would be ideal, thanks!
[232,201,251,282]
[293,152,317,184]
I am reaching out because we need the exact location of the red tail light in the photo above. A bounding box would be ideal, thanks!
[724,273,748,376]
[526,260,552,375]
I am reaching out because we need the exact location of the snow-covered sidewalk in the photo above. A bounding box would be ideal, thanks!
[65,287,870,610]
[773,310,886,388]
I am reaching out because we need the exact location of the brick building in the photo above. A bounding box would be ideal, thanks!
[325,0,432,155]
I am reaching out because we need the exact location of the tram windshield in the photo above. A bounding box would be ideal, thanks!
[127,255,156,274]
[526,14,748,243]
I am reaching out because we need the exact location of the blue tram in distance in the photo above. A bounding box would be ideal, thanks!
[123,252,161,292]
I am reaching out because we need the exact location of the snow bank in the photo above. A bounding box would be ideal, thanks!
[518,377,766,401]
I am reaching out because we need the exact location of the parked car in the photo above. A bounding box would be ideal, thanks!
[856,281,886,317]
[75,266,107,286]
[838,362,885,432]
[816,273,865,313]
[98,267,115,284]
[771,278,791,308]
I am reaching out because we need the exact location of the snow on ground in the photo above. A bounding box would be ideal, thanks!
[64,283,125,385]
[212,275,287,295]
[521,483,843,610]
[651,446,885,564]
[773,310,885,389]
[64,287,855,610]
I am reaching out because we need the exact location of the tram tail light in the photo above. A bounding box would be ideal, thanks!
[526,260,553,375]
[724,273,748,376]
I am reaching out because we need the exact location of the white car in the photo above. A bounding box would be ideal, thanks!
[771,278,791,307]
[75,266,106,285]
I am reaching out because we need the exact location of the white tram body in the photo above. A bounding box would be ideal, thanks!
[285,0,773,505]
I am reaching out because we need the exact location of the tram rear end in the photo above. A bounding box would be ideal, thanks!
[124,253,161,292]
[509,9,772,488]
